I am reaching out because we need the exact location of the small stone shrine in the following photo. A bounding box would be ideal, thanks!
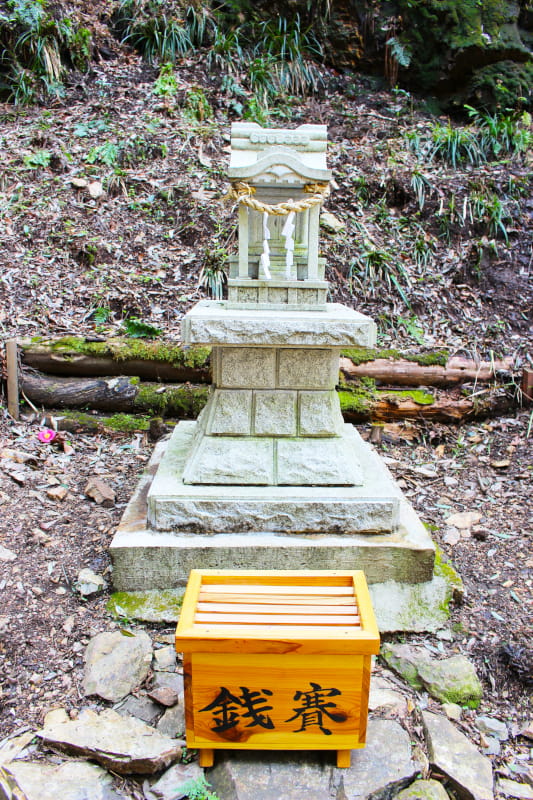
[111,124,448,632]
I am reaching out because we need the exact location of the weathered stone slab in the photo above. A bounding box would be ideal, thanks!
[208,390,252,435]
[369,578,451,633]
[254,390,297,436]
[147,422,400,529]
[83,630,152,703]
[278,348,338,389]
[207,751,339,800]
[217,347,276,388]
[115,694,161,725]
[182,437,274,485]
[5,760,123,800]
[341,719,417,799]
[182,302,377,348]
[299,391,343,436]
[38,708,183,775]
[156,702,186,739]
[422,711,494,800]
[277,436,362,485]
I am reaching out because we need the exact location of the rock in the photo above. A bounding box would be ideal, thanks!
[416,655,483,708]
[148,686,180,707]
[83,630,152,703]
[38,708,183,775]
[115,695,161,725]
[6,759,123,800]
[156,701,186,739]
[422,711,494,800]
[497,779,533,800]
[0,616,9,636]
[320,210,345,233]
[480,736,500,756]
[443,527,461,546]
[145,761,204,800]
[75,568,106,597]
[84,477,115,507]
[394,778,450,800]
[341,719,418,798]
[475,715,509,741]
[381,645,483,708]
[151,672,184,696]
[46,485,69,501]
[0,545,16,562]
[88,180,104,199]
[445,511,482,530]
[208,751,338,800]
[368,676,407,714]
[44,708,70,726]
[153,645,177,671]
[442,703,462,721]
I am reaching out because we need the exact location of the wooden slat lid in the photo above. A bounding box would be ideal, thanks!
[176,570,380,655]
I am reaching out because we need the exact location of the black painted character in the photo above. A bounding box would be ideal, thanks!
[286,682,346,735]
[200,686,274,733]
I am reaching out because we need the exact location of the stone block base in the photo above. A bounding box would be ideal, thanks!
[148,422,397,530]
[110,427,436,594]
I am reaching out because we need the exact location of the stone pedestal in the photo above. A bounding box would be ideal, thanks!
[110,122,443,632]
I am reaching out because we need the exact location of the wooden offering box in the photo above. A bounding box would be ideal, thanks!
[175,570,380,768]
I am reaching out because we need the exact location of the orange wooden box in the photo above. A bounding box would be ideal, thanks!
[175,569,380,768]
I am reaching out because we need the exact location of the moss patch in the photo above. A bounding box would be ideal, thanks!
[104,413,150,432]
[380,389,435,405]
[134,384,209,417]
[29,336,211,370]
[434,544,464,603]
[341,347,449,367]
[107,590,184,623]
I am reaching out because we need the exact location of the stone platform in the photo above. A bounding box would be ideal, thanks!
[110,425,436,594]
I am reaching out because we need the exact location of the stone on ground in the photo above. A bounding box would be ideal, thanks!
[368,676,407,714]
[85,477,115,506]
[153,645,176,671]
[207,751,339,800]
[144,761,205,800]
[115,694,161,725]
[148,686,180,707]
[75,568,106,596]
[497,779,533,800]
[475,716,508,741]
[38,708,183,775]
[442,703,462,721]
[422,711,494,800]
[394,779,450,800]
[5,760,123,800]
[341,719,418,799]
[381,644,482,707]
[156,701,186,739]
[83,629,152,703]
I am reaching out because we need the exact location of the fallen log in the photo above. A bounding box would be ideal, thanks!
[339,354,515,387]
[18,338,516,389]
[18,337,211,384]
[21,369,518,424]
[20,371,209,417]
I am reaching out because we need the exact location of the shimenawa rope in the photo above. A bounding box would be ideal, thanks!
[227,181,329,216]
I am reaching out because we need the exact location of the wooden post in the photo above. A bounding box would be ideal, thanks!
[6,339,19,419]
[522,366,533,403]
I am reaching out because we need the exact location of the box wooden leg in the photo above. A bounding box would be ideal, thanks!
[336,750,351,768]
[199,748,214,768]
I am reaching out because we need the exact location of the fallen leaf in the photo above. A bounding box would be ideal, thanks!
[445,511,482,529]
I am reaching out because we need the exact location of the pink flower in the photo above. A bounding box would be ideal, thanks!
[38,429,56,443]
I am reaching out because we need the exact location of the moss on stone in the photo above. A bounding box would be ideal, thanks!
[107,590,184,623]
[434,544,464,603]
